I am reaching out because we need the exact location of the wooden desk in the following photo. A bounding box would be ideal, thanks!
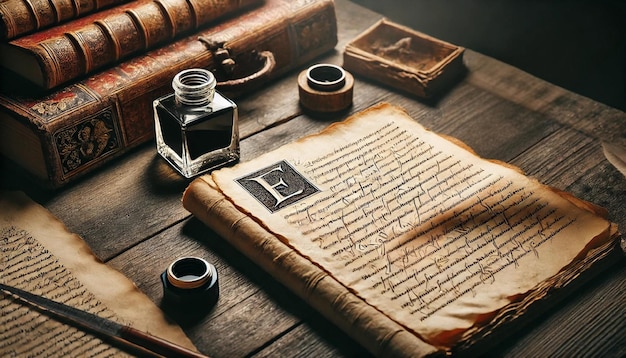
[3,1,625,356]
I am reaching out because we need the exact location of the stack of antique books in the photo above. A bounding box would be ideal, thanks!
[0,0,338,188]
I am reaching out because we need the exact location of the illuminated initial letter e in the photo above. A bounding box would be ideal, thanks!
[245,164,304,207]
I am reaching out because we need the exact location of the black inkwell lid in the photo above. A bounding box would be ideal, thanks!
[161,256,219,315]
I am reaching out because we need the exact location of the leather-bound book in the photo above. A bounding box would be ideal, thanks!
[0,0,263,90]
[0,0,338,188]
[0,0,129,40]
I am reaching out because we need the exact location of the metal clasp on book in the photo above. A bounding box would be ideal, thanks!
[198,37,276,95]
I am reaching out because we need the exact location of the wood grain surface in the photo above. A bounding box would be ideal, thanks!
[2,0,624,357]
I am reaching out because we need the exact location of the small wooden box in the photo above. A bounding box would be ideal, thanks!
[343,18,465,98]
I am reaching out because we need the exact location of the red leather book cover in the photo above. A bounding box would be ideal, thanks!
[0,0,129,40]
[0,0,263,89]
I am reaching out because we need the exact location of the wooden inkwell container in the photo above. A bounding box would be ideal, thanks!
[343,18,465,98]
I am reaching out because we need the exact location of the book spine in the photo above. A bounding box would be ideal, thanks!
[0,0,338,188]
[0,0,130,40]
[10,0,263,89]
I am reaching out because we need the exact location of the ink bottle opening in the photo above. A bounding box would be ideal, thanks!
[306,63,346,91]
[153,68,239,178]
[161,257,219,309]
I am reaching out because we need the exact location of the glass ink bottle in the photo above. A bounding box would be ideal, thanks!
[153,68,239,178]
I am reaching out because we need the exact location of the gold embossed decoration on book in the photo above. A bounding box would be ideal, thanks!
[182,103,621,357]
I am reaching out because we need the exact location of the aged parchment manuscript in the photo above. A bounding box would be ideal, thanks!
[0,191,197,356]
[183,103,620,356]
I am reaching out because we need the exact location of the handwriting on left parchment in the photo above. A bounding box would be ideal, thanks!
[0,226,125,357]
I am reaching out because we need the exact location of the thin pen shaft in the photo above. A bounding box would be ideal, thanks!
[0,283,209,358]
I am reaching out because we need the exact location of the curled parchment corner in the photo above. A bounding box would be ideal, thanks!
[602,142,626,179]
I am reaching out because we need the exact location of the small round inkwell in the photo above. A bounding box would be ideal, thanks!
[298,63,354,113]
[161,257,219,310]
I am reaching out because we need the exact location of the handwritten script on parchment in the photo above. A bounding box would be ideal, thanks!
[0,191,196,356]
[210,103,614,347]
[1,225,124,356]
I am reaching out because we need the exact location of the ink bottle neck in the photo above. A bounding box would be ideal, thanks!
[173,68,216,107]
[166,257,212,289]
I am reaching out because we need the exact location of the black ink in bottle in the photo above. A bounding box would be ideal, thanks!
[153,68,239,178]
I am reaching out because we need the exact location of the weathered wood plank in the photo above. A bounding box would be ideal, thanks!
[567,161,626,232]
[417,82,560,161]
[509,128,602,188]
[239,79,560,172]
[189,293,298,357]
[253,322,371,358]
[464,50,626,147]
[42,147,190,261]
[493,261,626,357]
